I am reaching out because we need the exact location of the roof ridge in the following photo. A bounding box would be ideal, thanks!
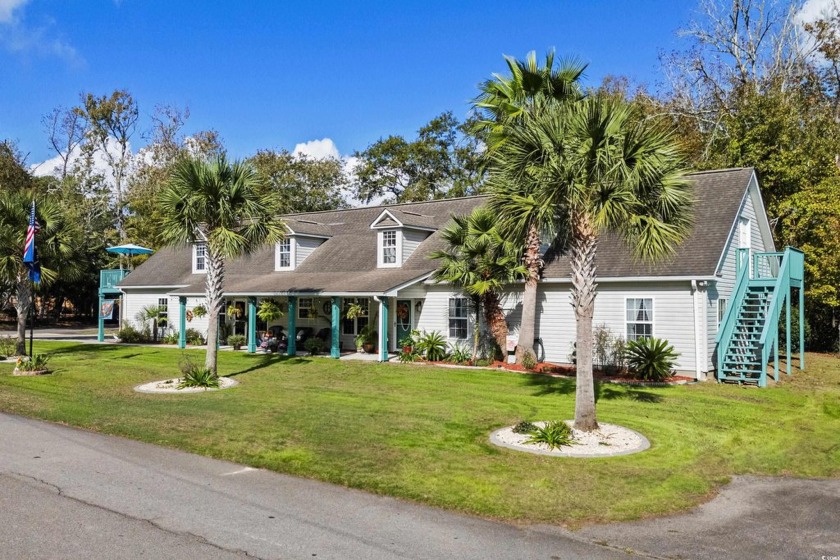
[687,167,753,176]
[282,194,490,218]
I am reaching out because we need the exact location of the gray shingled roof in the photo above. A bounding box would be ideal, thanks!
[119,168,755,294]
[542,167,754,278]
[120,196,486,295]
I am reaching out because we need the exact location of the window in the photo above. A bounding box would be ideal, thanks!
[382,230,397,265]
[277,238,292,269]
[717,298,728,324]
[738,217,751,249]
[342,298,369,335]
[193,243,206,272]
[448,298,469,339]
[298,298,314,319]
[158,297,168,322]
[626,298,653,341]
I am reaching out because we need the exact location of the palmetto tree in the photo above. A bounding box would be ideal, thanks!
[159,155,285,375]
[474,50,586,365]
[0,192,80,355]
[430,207,526,359]
[487,95,693,431]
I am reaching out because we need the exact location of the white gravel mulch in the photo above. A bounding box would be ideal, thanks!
[490,421,649,458]
[134,377,238,394]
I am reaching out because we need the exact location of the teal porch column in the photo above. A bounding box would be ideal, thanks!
[379,298,389,362]
[786,289,792,376]
[799,285,805,370]
[287,296,297,356]
[178,297,186,349]
[247,297,257,353]
[331,296,340,359]
[97,294,105,342]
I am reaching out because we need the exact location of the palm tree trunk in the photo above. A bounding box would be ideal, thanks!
[204,244,225,376]
[482,290,509,360]
[14,274,30,356]
[570,215,599,432]
[515,223,542,364]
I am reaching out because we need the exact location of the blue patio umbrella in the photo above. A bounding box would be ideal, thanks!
[106,243,154,270]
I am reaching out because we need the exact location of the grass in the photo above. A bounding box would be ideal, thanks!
[0,341,838,526]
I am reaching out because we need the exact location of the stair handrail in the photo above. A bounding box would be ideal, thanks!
[715,248,752,376]
[758,248,793,378]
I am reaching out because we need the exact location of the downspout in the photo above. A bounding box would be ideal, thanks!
[691,280,707,380]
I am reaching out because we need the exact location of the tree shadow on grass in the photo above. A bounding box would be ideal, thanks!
[40,343,136,356]
[596,382,665,403]
[225,354,312,377]
[521,373,665,403]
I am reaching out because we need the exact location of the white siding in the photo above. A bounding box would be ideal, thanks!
[499,282,698,372]
[121,289,170,331]
[402,229,428,263]
[295,237,323,268]
[397,283,426,300]
[415,286,475,346]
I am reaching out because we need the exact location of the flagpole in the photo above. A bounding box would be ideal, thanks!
[28,280,34,358]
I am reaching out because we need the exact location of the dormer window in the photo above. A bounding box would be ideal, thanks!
[276,238,295,271]
[193,243,206,273]
[382,230,397,264]
[378,229,401,268]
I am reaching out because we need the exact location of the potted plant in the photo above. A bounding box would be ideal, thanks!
[13,353,51,376]
[257,299,284,323]
[227,334,246,351]
[354,324,377,354]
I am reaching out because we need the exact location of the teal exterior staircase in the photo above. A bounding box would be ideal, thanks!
[715,247,805,386]
[97,269,130,342]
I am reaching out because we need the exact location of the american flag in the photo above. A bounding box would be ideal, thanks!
[23,201,41,283]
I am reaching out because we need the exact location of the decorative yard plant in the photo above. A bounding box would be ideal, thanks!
[525,421,574,450]
[416,330,448,361]
[447,342,473,365]
[304,337,325,355]
[15,353,50,373]
[227,334,246,350]
[178,354,219,389]
[625,337,679,381]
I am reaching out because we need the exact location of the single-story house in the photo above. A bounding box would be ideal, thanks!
[115,167,802,381]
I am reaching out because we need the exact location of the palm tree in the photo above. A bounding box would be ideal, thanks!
[473,50,586,365]
[430,207,526,360]
[136,304,167,343]
[0,192,80,355]
[487,95,693,431]
[159,154,285,375]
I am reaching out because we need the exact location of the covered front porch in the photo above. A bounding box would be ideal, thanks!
[174,294,419,362]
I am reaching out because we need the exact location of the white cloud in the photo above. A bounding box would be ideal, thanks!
[0,0,82,65]
[0,0,28,23]
[292,138,340,160]
[30,137,135,194]
[797,0,840,25]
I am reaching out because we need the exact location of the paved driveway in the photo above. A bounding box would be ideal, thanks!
[0,413,837,559]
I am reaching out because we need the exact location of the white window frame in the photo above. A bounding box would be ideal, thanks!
[448,297,469,340]
[158,297,168,321]
[717,298,728,324]
[738,217,751,249]
[193,243,206,273]
[342,298,369,336]
[298,297,314,320]
[275,238,295,271]
[625,297,654,342]
[377,229,402,268]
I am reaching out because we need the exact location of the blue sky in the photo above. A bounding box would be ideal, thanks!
[1,1,700,165]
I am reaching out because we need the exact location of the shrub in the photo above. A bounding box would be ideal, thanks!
[625,337,679,381]
[116,325,148,343]
[398,348,417,362]
[185,329,205,345]
[416,330,447,361]
[512,421,538,434]
[15,353,50,372]
[0,335,16,356]
[191,305,207,318]
[447,342,472,365]
[227,334,246,349]
[525,421,574,450]
[161,331,179,345]
[304,337,324,355]
[593,324,627,374]
[522,352,537,371]
[178,355,219,389]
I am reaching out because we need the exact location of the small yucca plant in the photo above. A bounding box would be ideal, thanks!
[625,337,679,381]
[525,421,574,450]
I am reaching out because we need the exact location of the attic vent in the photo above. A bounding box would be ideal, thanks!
[297,219,321,225]
[401,211,431,217]
[325,222,344,226]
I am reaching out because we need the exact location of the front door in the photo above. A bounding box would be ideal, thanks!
[395,300,412,346]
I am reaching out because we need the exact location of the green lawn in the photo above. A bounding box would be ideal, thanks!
[1,342,838,525]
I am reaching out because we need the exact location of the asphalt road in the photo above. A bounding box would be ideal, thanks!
[0,412,837,560]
